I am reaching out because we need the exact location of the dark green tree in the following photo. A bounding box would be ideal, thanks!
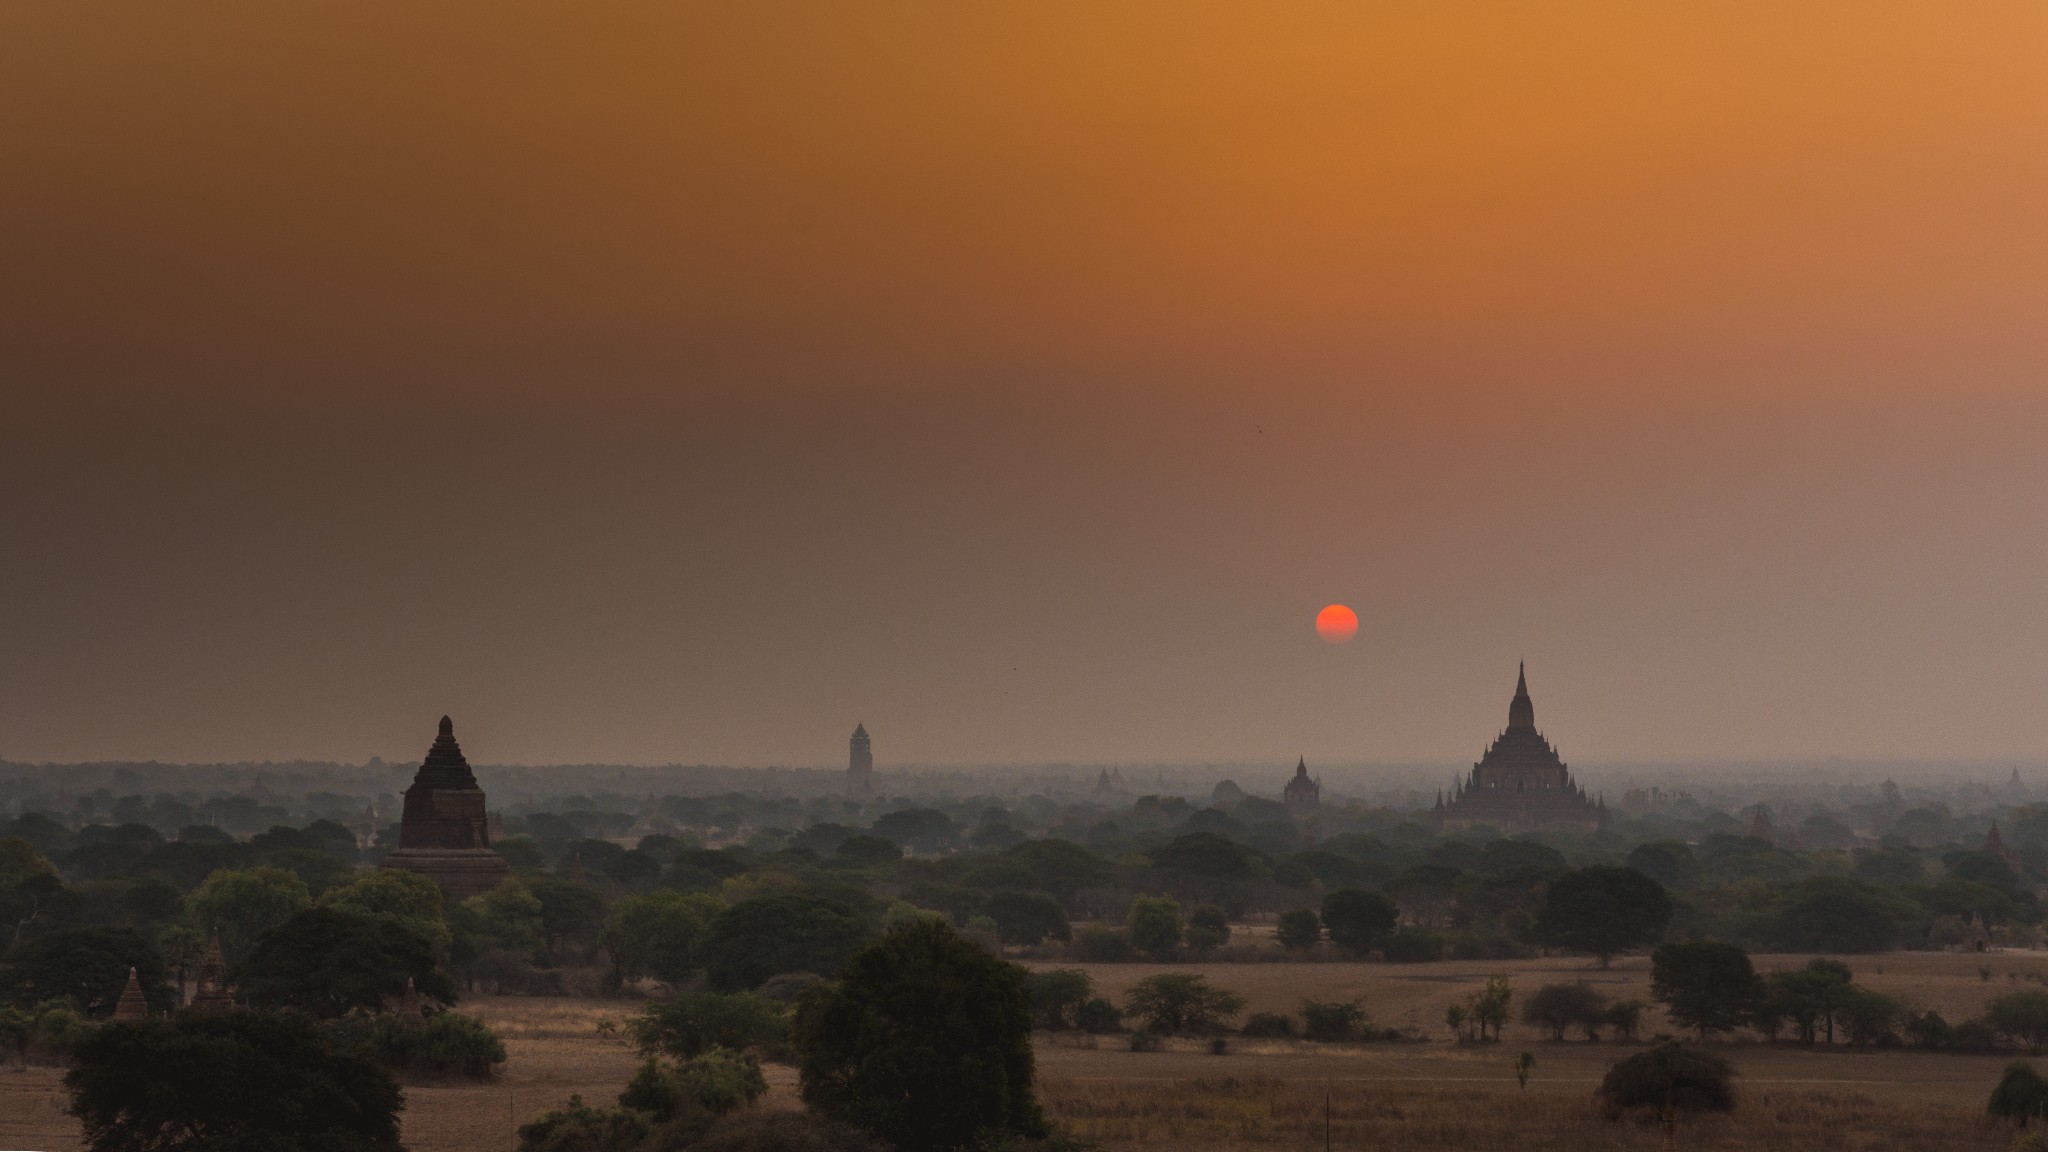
[980,891,1070,946]
[1275,908,1322,951]
[1,929,175,1017]
[235,907,453,1017]
[794,919,1043,1152]
[699,895,869,992]
[1523,982,1607,1042]
[66,1009,403,1152]
[1533,866,1673,966]
[1184,904,1231,951]
[1123,973,1245,1035]
[1989,1061,2048,1128]
[1987,991,2048,1053]
[1125,895,1183,957]
[1596,1042,1735,1144]
[1320,889,1399,957]
[629,991,790,1060]
[1025,969,1094,1031]
[1650,941,1759,1041]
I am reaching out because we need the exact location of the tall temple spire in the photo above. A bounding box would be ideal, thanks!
[1507,662,1535,730]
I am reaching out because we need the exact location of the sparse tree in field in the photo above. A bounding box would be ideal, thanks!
[1836,986,1905,1050]
[1445,1002,1471,1043]
[1651,941,1759,1041]
[1597,1042,1735,1146]
[1126,895,1184,958]
[67,1009,404,1152]
[1523,982,1607,1042]
[1604,1000,1646,1042]
[795,919,1043,1152]
[1026,969,1094,1031]
[1533,866,1673,967]
[1185,905,1231,951]
[1300,998,1368,1041]
[1124,973,1245,1035]
[1470,975,1513,1043]
[1991,1061,2048,1128]
[1987,991,2048,1054]
[1275,908,1322,951]
[1321,889,1399,958]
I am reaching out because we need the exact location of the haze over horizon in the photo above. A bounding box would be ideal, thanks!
[6,3,2047,767]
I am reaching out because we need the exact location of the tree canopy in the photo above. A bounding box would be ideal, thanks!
[1533,865,1673,965]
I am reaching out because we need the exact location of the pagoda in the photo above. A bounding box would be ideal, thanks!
[1283,757,1321,812]
[189,932,234,1012]
[382,716,511,898]
[1436,664,1606,832]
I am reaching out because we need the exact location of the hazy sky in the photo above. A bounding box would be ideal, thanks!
[5,3,2047,767]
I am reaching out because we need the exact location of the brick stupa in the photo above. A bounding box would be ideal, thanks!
[382,716,511,898]
[189,932,233,1012]
[112,966,149,1020]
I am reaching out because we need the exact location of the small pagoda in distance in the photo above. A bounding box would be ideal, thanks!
[382,716,510,898]
[1435,664,1606,832]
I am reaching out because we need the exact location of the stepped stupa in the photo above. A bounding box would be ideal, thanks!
[1435,665,1606,832]
[382,716,511,897]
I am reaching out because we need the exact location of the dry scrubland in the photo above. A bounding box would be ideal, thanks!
[3,952,2043,1151]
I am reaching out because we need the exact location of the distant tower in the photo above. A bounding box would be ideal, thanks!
[1284,756,1321,812]
[848,723,873,794]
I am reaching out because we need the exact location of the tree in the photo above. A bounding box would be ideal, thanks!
[1625,842,1701,890]
[869,809,959,854]
[629,991,790,1060]
[836,835,902,866]
[1836,986,1904,1050]
[1764,884,1902,953]
[66,1009,403,1152]
[1301,998,1367,1041]
[1184,905,1231,951]
[1605,1000,1645,1042]
[1,928,175,1017]
[1991,1061,2048,1128]
[1026,969,1094,1031]
[1123,973,1245,1035]
[981,891,1071,946]
[1760,959,1853,1045]
[602,890,725,988]
[1148,833,1264,880]
[319,869,452,957]
[795,918,1043,1152]
[184,866,310,962]
[1125,895,1183,958]
[235,907,453,1017]
[1651,941,1759,1041]
[1988,991,2048,1053]
[1523,982,1607,1042]
[463,877,546,956]
[1596,1043,1736,1145]
[699,895,869,992]
[1469,974,1513,1042]
[1275,909,1322,951]
[1320,889,1399,957]
[525,875,610,959]
[1533,866,1673,966]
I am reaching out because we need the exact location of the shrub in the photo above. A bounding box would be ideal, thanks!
[1072,926,1136,963]
[1301,999,1368,1042]
[1124,973,1246,1035]
[677,1046,769,1115]
[1128,1031,1162,1052]
[1075,997,1123,1034]
[1596,1042,1736,1121]
[1523,983,1607,1042]
[1185,905,1231,951]
[630,991,791,1061]
[1989,992,2048,1053]
[1241,1012,1295,1038]
[519,1093,657,1152]
[691,1110,884,1152]
[1380,928,1444,963]
[1028,969,1094,1031]
[1990,1061,2048,1127]
[1126,896,1184,958]
[1275,909,1322,951]
[372,1011,507,1080]
[1604,1000,1646,1042]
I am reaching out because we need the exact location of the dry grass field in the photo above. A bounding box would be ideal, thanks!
[1,951,2042,1151]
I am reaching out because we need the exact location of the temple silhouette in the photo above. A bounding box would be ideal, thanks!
[1435,664,1606,832]
[382,716,510,897]
[848,722,873,794]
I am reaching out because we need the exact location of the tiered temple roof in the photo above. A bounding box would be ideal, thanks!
[112,966,149,1020]
[1283,757,1320,811]
[382,716,511,898]
[1436,664,1606,832]
[190,932,234,1011]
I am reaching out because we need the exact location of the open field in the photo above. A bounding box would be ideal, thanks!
[2,951,2042,1151]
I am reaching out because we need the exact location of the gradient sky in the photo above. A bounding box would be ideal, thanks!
[5,3,2047,767]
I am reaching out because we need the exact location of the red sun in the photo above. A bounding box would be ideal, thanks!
[1316,603,1358,643]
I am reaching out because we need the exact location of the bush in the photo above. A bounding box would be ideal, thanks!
[1380,928,1444,963]
[1989,992,2048,1053]
[1028,969,1094,1031]
[1185,905,1231,952]
[519,1093,657,1152]
[1241,1012,1295,1038]
[1523,983,1607,1042]
[630,992,791,1061]
[1124,973,1245,1035]
[1275,909,1322,951]
[1301,999,1368,1042]
[1596,1043,1736,1121]
[1128,1031,1162,1052]
[1072,926,1136,962]
[1991,1061,2048,1127]
[1126,896,1184,958]
[370,1011,507,1080]
[691,1111,884,1152]
[1604,1000,1646,1042]
[677,1047,770,1115]
[1075,998,1123,1034]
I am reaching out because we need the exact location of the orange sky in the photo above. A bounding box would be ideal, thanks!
[4,3,2047,767]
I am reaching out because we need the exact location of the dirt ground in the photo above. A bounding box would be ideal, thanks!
[1,950,2040,1151]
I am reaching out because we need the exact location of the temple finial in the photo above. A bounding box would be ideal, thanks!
[438,715,454,738]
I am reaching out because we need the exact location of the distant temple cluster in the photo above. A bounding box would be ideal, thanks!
[1435,664,1607,832]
